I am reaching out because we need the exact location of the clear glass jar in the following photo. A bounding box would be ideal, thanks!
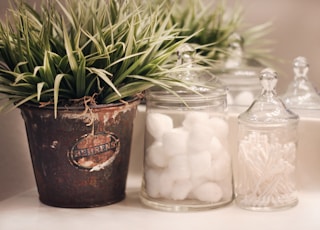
[140,84,233,211]
[140,45,233,211]
[234,68,299,211]
[215,33,262,106]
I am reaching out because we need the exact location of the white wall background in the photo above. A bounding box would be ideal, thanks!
[227,0,320,93]
[1,0,320,200]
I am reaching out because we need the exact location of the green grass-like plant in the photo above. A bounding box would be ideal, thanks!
[161,0,273,66]
[0,0,202,116]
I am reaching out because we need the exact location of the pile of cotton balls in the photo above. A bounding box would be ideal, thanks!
[143,111,232,203]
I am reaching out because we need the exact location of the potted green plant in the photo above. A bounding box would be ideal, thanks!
[0,0,200,208]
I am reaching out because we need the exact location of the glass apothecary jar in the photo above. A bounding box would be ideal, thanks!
[140,46,233,211]
[215,34,262,106]
[234,68,299,211]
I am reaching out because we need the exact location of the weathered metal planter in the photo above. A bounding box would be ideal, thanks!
[19,98,140,208]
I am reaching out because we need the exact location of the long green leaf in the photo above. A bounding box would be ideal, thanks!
[37,82,45,101]
[53,73,69,118]
[62,19,78,80]
[87,67,121,97]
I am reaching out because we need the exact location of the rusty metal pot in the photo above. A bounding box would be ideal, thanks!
[19,97,140,208]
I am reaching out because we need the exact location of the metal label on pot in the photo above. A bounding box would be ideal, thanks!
[69,132,120,172]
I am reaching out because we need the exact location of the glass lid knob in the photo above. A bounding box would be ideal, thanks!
[293,56,309,79]
[225,33,243,69]
[176,43,195,66]
[260,68,278,94]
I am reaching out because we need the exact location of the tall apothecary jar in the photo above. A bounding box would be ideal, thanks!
[140,46,233,211]
[234,68,299,211]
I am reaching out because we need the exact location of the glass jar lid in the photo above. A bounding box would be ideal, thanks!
[238,68,299,126]
[282,56,320,110]
[147,43,226,104]
[216,33,262,83]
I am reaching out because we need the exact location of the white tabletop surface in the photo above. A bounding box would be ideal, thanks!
[0,174,319,230]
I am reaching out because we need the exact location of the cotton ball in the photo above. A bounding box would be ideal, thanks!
[189,175,208,194]
[171,180,193,200]
[216,178,233,201]
[188,176,211,200]
[209,136,224,160]
[159,169,175,198]
[192,182,223,202]
[162,128,188,157]
[167,155,191,181]
[234,91,254,105]
[189,150,212,178]
[146,113,173,141]
[188,124,214,152]
[208,117,229,141]
[182,111,210,130]
[144,168,162,198]
[206,150,231,181]
[146,142,168,168]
